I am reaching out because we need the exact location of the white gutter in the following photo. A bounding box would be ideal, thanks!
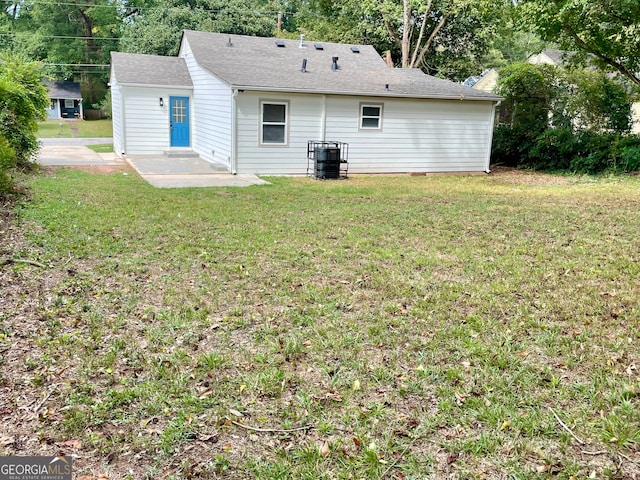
[120,87,127,156]
[484,101,500,173]
[321,94,327,141]
[228,85,502,102]
[231,89,238,174]
[116,82,194,90]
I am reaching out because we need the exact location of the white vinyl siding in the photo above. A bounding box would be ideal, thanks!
[236,92,322,175]
[325,96,495,174]
[119,86,192,155]
[235,91,495,175]
[180,38,233,167]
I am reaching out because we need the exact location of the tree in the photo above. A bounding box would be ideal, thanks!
[497,61,632,134]
[518,0,640,87]
[119,0,278,56]
[0,51,48,194]
[496,62,559,133]
[296,0,507,81]
[2,0,121,106]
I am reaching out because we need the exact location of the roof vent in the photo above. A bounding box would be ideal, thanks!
[226,37,233,47]
[275,40,286,48]
[301,58,307,73]
[299,34,306,48]
[314,43,324,50]
[385,84,389,91]
[331,56,339,71]
[351,46,360,53]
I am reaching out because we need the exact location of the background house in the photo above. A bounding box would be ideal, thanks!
[44,80,83,120]
[464,69,499,93]
[110,31,502,175]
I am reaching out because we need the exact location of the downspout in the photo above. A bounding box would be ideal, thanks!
[120,88,127,156]
[231,89,238,174]
[321,94,327,141]
[484,101,500,174]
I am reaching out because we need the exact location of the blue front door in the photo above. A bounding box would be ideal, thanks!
[170,96,190,147]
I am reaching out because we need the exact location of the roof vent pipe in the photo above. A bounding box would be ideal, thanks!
[299,34,306,48]
[331,56,339,71]
[227,37,233,47]
[385,84,389,91]
[301,58,307,73]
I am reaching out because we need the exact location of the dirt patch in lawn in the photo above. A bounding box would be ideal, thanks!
[489,165,575,185]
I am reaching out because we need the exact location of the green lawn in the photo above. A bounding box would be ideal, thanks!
[37,119,113,138]
[3,172,640,479]
[86,143,114,153]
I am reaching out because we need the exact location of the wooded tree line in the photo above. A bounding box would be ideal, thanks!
[1,0,637,106]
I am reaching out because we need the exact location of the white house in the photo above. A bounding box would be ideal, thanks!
[110,31,502,175]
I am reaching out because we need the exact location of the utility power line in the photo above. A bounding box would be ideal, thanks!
[0,33,120,40]
[44,63,110,66]
[5,1,295,14]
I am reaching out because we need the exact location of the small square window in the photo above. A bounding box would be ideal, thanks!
[64,99,74,108]
[360,104,382,129]
[260,101,288,145]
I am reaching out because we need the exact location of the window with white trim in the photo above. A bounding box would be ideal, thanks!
[64,99,75,108]
[360,104,383,129]
[260,101,288,145]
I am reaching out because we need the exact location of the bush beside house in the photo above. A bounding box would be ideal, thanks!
[491,62,639,174]
[0,52,48,195]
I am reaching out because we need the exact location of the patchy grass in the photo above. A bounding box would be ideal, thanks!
[37,119,113,138]
[86,143,114,153]
[1,170,640,479]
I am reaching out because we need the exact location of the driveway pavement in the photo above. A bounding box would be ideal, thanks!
[37,138,269,188]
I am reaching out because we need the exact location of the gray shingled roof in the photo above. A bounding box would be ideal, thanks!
[540,49,576,65]
[44,80,81,99]
[110,52,193,86]
[182,31,501,102]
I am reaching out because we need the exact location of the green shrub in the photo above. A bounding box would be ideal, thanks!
[0,134,17,194]
[491,126,640,175]
[491,126,534,167]
[610,136,640,172]
[0,51,47,195]
[525,128,577,170]
[568,131,614,174]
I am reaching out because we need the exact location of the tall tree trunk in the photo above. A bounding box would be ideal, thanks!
[401,0,411,67]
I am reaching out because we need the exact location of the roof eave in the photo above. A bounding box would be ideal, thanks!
[111,82,194,89]
[231,85,502,102]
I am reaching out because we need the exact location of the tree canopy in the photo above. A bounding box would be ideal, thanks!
[518,0,640,87]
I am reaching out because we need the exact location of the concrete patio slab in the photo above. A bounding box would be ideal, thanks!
[126,155,228,175]
[37,145,121,166]
[142,174,271,188]
[125,155,270,188]
[40,137,113,146]
[35,140,269,188]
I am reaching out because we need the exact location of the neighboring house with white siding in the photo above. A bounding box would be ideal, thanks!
[110,30,502,175]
